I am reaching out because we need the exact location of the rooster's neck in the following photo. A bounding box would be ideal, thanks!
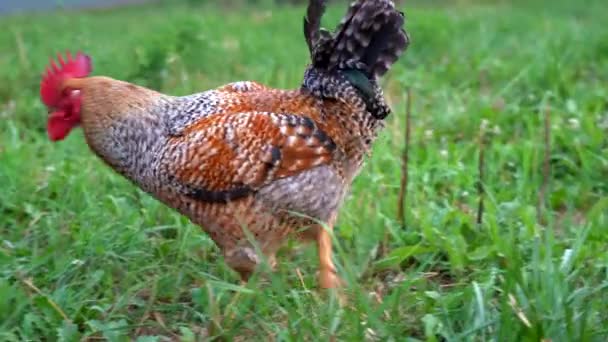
[82,97,170,191]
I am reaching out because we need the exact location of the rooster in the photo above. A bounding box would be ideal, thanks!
[40,0,409,289]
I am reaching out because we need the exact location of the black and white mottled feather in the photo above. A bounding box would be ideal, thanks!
[331,0,409,78]
[302,0,410,119]
[305,0,409,78]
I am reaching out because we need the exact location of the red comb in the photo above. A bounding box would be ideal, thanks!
[40,51,92,107]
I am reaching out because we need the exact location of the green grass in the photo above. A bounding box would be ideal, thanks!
[1,0,607,340]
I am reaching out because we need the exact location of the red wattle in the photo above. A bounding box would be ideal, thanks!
[47,112,75,141]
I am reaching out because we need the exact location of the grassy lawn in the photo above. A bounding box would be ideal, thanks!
[1,0,607,340]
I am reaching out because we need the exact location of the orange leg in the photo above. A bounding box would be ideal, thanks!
[317,217,343,289]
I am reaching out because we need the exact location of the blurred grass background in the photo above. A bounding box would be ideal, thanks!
[0,0,607,340]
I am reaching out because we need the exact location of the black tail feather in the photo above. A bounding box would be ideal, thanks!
[304,0,410,79]
[302,0,410,119]
[303,0,327,56]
